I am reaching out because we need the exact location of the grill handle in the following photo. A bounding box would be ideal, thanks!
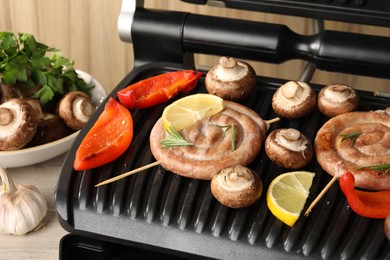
[130,8,390,79]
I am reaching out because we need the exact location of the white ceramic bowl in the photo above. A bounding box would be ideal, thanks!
[0,70,107,168]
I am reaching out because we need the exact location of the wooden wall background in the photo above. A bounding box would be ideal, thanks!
[0,0,389,93]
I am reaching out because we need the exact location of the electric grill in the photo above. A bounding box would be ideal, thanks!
[55,1,390,259]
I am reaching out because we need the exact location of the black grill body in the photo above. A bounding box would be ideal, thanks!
[56,1,390,259]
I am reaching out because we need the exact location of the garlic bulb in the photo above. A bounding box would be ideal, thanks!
[0,167,47,235]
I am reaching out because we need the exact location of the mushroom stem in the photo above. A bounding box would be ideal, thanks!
[0,108,13,126]
[277,128,306,151]
[223,168,254,191]
[281,81,304,99]
[73,97,94,122]
[219,56,237,69]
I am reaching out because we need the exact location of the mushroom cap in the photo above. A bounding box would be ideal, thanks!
[0,98,37,150]
[57,91,94,130]
[265,128,313,169]
[205,56,256,101]
[26,98,44,120]
[28,113,71,146]
[272,81,316,119]
[210,165,262,208]
[318,84,359,117]
[0,83,22,103]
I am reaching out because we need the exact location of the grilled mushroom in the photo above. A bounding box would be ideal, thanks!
[265,128,313,169]
[205,56,256,101]
[318,84,359,117]
[272,81,316,119]
[210,165,262,208]
[57,91,94,130]
[0,98,37,150]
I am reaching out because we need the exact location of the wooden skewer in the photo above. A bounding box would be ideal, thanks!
[95,117,280,187]
[266,117,280,125]
[304,174,338,217]
[374,91,390,98]
[95,161,161,187]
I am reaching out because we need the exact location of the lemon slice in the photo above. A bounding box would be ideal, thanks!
[162,93,224,132]
[266,171,315,227]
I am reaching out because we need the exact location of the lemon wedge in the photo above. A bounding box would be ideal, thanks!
[266,171,315,227]
[162,93,224,132]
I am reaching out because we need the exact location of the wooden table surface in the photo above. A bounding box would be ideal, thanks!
[0,154,69,259]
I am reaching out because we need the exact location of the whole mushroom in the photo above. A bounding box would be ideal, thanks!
[205,56,256,101]
[0,83,22,103]
[265,128,313,169]
[318,84,359,117]
[28,113,71,146]
[0,98,37,150]
[26,99,44,121]
[272,81,316,119]
[210,165,262,208]
[57,91,95,130]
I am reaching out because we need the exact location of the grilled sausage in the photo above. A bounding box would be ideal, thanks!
[315,107,390,190]
[150,101,267,180]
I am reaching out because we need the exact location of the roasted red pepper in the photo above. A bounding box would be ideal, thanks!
[117,70,202,109]
[74,97,133,171]
[339,172,390,219]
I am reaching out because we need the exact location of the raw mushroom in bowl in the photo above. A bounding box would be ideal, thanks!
[57,90,95,131]
[0,70,106,168]
[0,98,37,150]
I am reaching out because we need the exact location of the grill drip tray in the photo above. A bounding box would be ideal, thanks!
[55,63,390,260]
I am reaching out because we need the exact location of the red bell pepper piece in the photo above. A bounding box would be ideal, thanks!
[339,172,390,219]
[74,97,133,171]
[117,70,202,109]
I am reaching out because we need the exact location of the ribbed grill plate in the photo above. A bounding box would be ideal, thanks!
[55,63,390,260]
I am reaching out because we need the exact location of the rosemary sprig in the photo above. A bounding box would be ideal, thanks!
[217,123,236,151]
[340,131,361,145]
[356,163,390,175]
[161,127,193,148]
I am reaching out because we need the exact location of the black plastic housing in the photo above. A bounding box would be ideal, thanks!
[132,8,390,80]
[181,0,390,27]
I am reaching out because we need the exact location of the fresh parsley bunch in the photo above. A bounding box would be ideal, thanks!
[0,32,92,105]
